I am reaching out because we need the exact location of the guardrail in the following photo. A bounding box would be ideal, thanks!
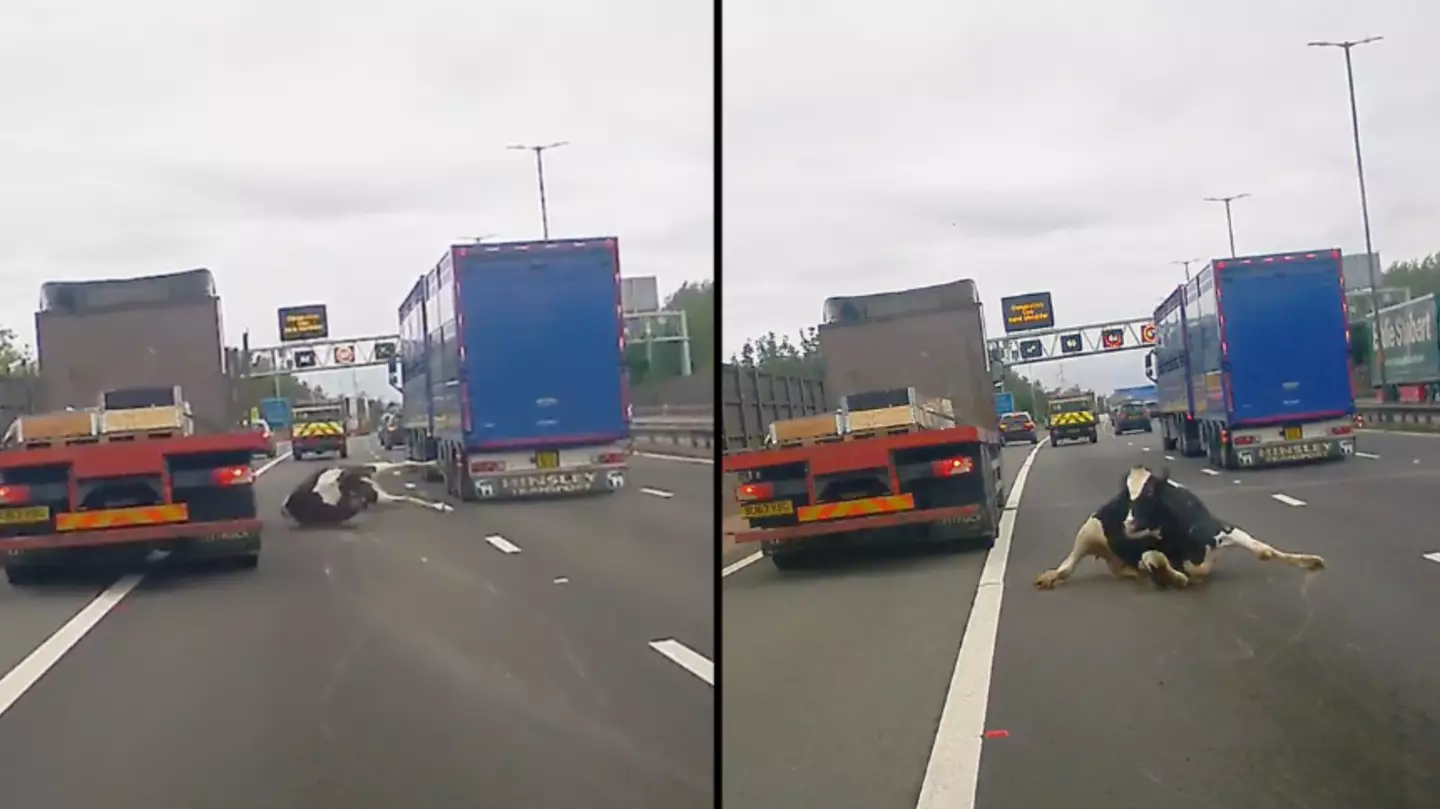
[631,414,714,456]
[1355,401,1440,433]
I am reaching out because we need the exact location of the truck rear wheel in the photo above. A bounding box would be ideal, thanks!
[768,550,809,571]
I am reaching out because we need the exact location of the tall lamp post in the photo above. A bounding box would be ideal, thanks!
[1202,194,1250,258]
[1308,36,1386,389]
[506,141,570,240]
[1171,257,1203,282]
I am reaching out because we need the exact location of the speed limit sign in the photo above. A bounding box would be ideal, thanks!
[1140,323,1157,344]
[333,345,356,364]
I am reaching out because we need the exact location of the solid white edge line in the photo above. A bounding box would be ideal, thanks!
[648,639,715,686]
[0,447,292,720]
[1354,451,1380,459]
[1271,493,1307,507]
[721,551,763,578]
[485,534,522,554]
[915,436,1048,809]
[1201,469,1220,476]
[640,487,675,499]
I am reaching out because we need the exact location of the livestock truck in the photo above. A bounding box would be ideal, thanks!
[0,269,265,585]
[398,237,630,499]
[1151,248,1356,469]
[722,279,1005,570]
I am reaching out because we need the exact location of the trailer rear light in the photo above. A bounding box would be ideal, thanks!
[1330,425,1354,436]
[931,457,974,477]
[212,465,254,486]
[736,482,774,501]
[0,484,32,505]
[596,451,627,465]
[1231,435,1257,446]
[470,460,505,473]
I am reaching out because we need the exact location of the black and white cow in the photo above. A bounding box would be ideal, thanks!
[282,461,451,527]
[1035,465,1326,589]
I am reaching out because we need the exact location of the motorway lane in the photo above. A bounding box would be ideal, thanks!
[0,438,713,809]
[724,426,1440,809]
[721,443,1031,809]
[980,429,1440,809]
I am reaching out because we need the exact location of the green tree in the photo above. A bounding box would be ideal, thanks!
[0,328,37,376]
[1381,252,1440,300]
[730,327,825,378]
[235,355,327,416]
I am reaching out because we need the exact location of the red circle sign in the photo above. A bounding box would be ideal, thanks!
[333,346,355,364]
[1140,323,1157,343]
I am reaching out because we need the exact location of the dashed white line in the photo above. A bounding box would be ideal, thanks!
[640,487,674,499]
[648,639,714,686]
[916,437,1048,809]
[485,534,522,554]
[1271,493,1307,507]
[1201,469,1219,476]
[1141,447,1151,453]
[1164,455,1175,461]
[1423,552,1440,565]
[1355,451,1380,459]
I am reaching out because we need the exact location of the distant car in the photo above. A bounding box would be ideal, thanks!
[998,411,1039,444]
[250,419,278,458]
[1112,401,1153,435]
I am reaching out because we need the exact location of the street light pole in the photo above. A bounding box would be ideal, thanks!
[507,141,569,240]
[1170,257,1203,282]
[1202,194,1250,258]
[1308,36,1385,389]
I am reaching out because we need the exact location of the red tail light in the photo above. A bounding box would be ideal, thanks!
[597,451,627,464]
[1023,421,1034,430]
[931,457,974,477]
[1330,425,1353,436]
[0,484,32,504]
[212,465,254,486]
[470,460,505,473]
[736,482,774,501]
[1232,435,1257,446]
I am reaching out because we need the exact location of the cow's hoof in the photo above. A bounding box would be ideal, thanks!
[1034,570,1062,589]
[1298,554,1326,571]
[1168,571,1190,588]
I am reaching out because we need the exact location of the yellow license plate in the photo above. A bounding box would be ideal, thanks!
[1283,426,1302,441]
[0,505,50,525]
[741,500,794,518]
[535,450,560,469]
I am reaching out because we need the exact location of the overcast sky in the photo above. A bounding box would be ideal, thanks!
[723,0,1437,393]
[0,0,712,397]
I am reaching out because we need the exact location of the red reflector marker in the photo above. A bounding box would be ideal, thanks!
[0,484,32,504]
[736,482,775,501]
[931,457,974,477]
[211,465,254,486]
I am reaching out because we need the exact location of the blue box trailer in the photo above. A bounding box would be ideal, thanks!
[1152,248,1356,468]
[399,237,631,499]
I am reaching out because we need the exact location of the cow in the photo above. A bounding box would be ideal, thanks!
[282,461,451,527]
[1035,465,1326,590]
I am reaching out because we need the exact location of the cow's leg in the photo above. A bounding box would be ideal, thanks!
[1139,549,1190,588]
[1035,516,1135,589]
[1217,527,1325,571]
[1181,547,1217,583]
[365,478,450,512]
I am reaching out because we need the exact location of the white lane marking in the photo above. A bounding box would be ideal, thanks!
[916,436,1048,809]
[553,576,570,584]
[1272,493,1307,507]
[485,534,522,554]
[1423,552,1440,565]
[1127,441,1134,446]
[1141,447,1151,453]
[634,451,713,465]
[1164,455,1175,461]
[1233,479,1242,484]
[420,556,429,564]
[1357,428,1440,438]
[1201,469,1219,476]
[1354,451,1380,459]
[648,639,714,686]
[0,451,291,722]
[722,551,762,578]
[404,482,417,489]
[640,487,674,499]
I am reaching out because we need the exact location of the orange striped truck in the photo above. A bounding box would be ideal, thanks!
[0,270,265,585]
[722,280,1005,570]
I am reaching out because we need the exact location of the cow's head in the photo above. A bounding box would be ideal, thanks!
[1122,465,1171,537]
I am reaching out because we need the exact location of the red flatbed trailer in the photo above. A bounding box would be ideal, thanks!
[722,423,1004,570]
[0,426,267,584]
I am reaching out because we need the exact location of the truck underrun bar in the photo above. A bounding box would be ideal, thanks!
[733,504,983,544]
[3,517,262,551]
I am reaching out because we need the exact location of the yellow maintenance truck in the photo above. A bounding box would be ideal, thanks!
[291,400,350,460]
[1047,394,1098,445]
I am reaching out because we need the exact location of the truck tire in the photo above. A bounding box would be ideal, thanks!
[5,564,46,586]
[1050,431,1061,445]
[769,551,808,571]
[293,449,305,461]
[339,446,349,459]
[1089,430,1098,443]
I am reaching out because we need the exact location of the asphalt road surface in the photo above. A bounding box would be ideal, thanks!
[0,438,713,809]
[723,424,1440,809]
